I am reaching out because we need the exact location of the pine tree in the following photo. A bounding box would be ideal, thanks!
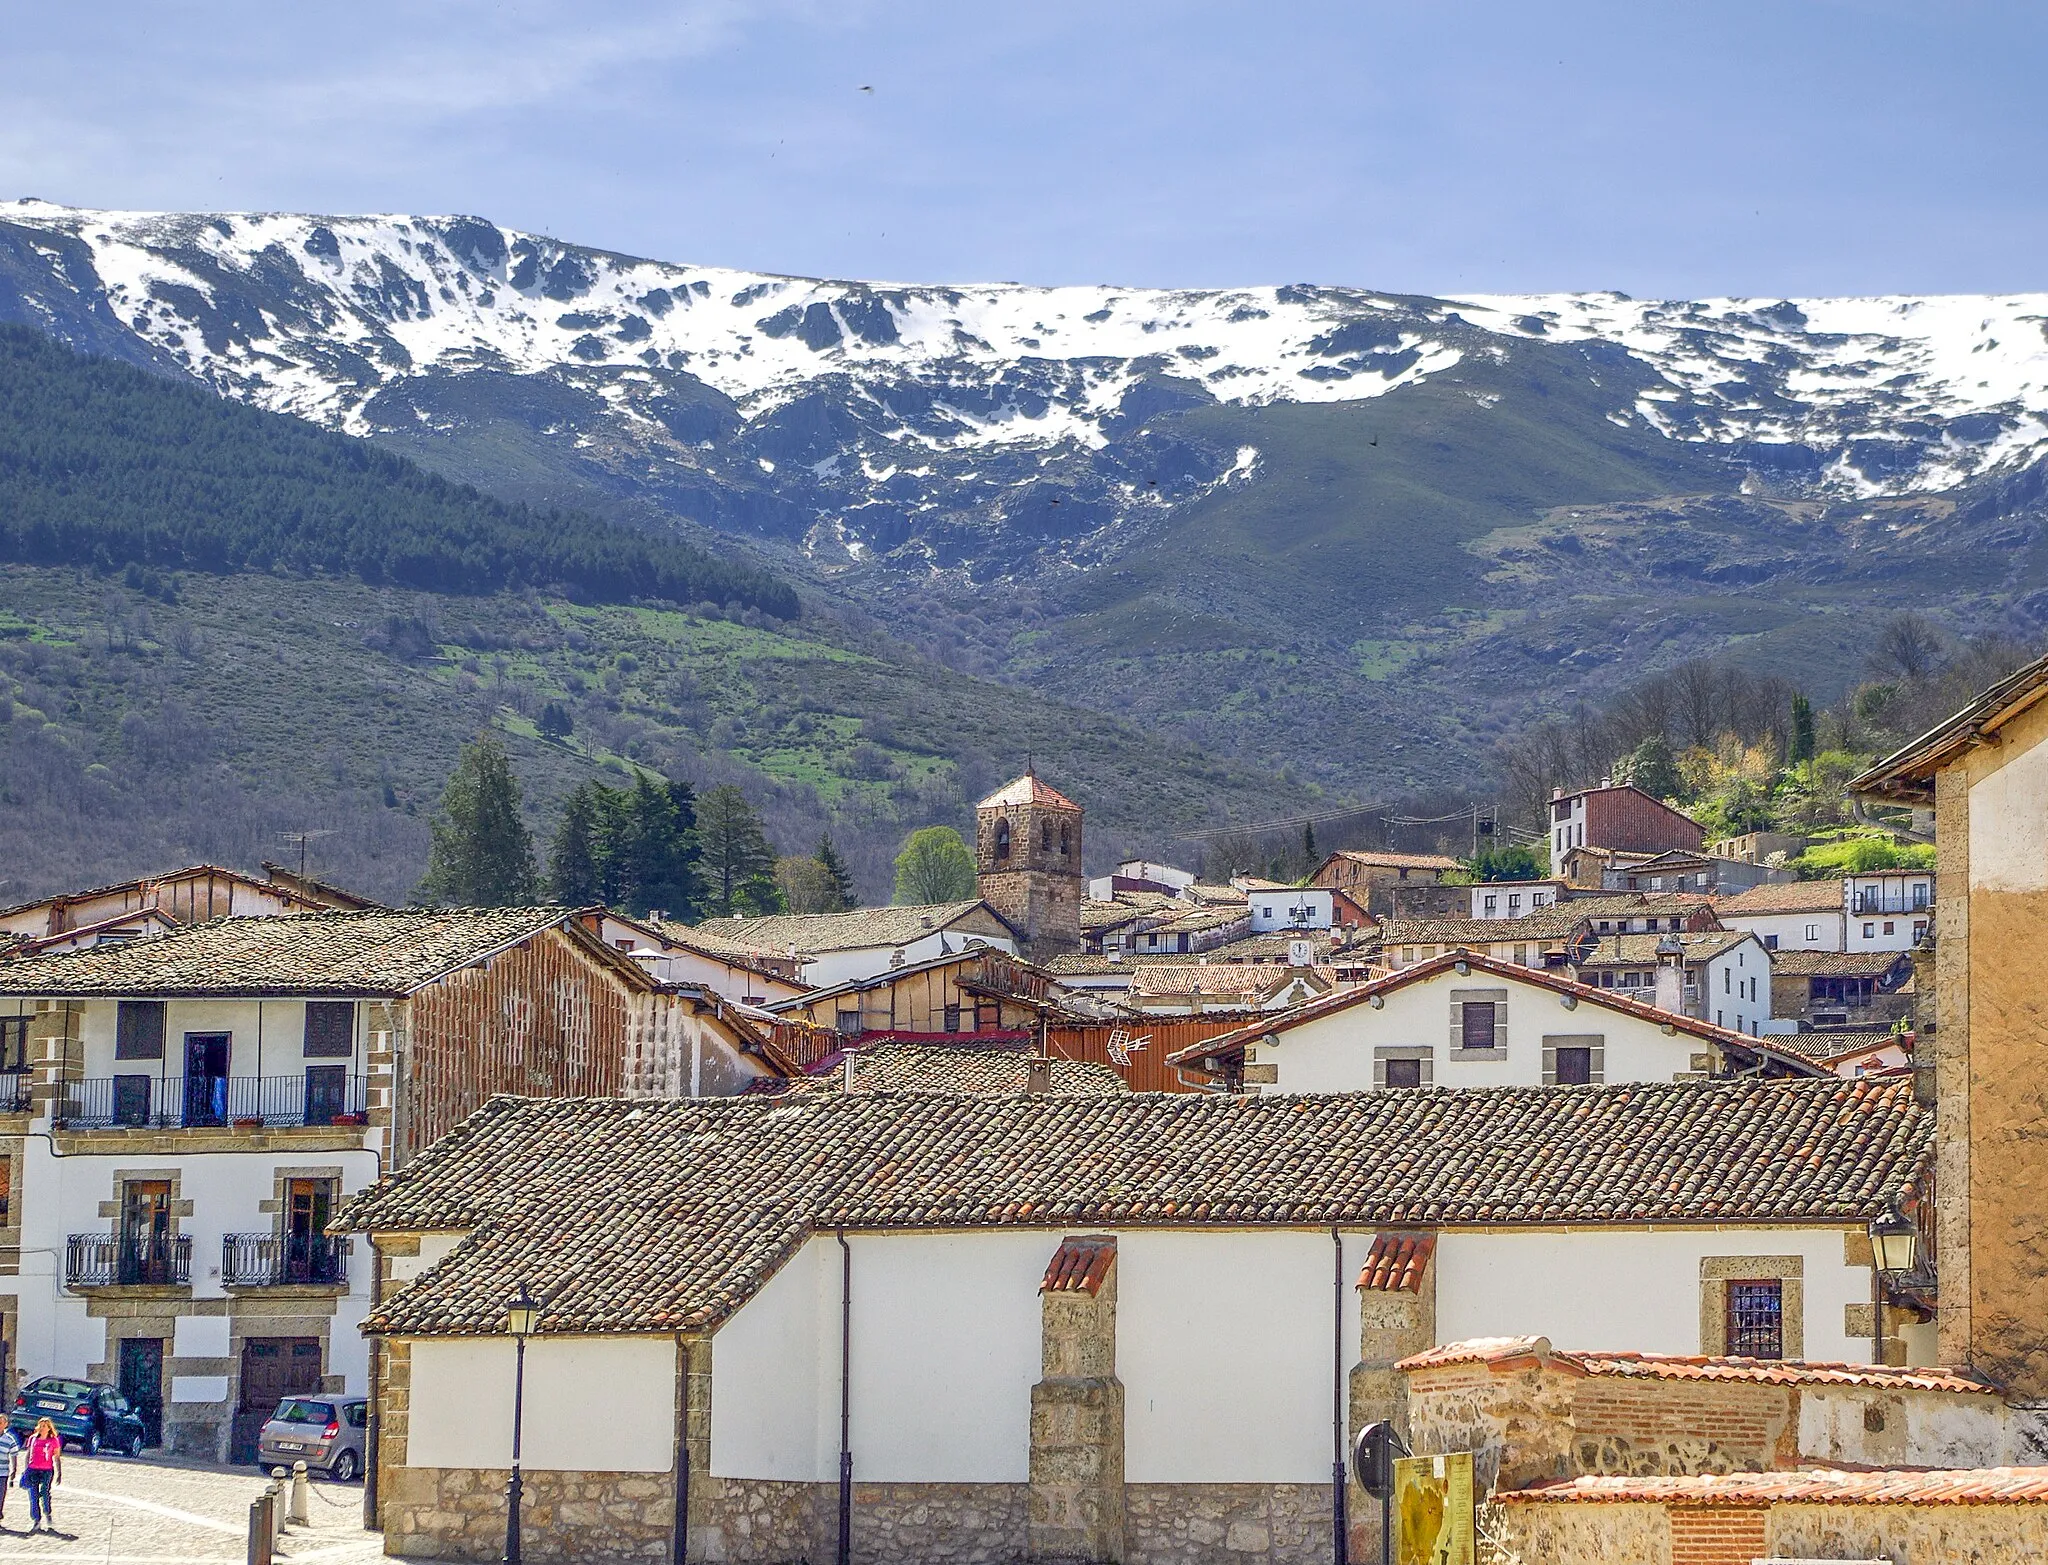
[618,775,700,920]
[1300,820,1318,879]
[548,781,607,905]
[417,733,539,906]
[1789,693,1816,766]
[815,831,858,911]
[893,825,977,904]
[697,784,781,916]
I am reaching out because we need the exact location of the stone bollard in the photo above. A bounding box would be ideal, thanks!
[290,1461,311,1526]
[248,1491,274,1565]
[269,1471,289,1541]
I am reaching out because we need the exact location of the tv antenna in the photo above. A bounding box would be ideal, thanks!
[278,829,337,881]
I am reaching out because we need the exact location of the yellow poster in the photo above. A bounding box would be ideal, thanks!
[1392,1451,1473,1565]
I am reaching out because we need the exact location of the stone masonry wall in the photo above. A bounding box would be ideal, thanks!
[382,1466,675,1562]
[1769,1500,2048,1564]
[1124,1483,1335,1565]
[1030,1240,1124,1562]
[1490,1499,1670,1565]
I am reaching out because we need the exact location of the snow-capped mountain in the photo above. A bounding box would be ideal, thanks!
[3,200,2046,583]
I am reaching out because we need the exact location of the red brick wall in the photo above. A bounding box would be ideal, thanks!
[1585,789,1707,856]
[1669,1504,1767,1565]
[1570,1379,1799,1473]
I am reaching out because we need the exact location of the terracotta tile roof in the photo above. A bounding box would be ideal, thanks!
[1153,906,1252,936]
[0,863,327,922]
[789,1042,1127,1096]
[1042,1235,1116,1295]
[1381,910,1589,944]
[1771,950,1912,978]
[1167,951,1825,1075]
[1324,850,1464,872]
[1081,894,1177,931]
[705,901,1010,955]
[1127,964,1334,1001]
[1499,1467,2048,1506]
[1715,880,1847,916]
[1563,893,1719,919]
[1357,1232,1435,1293]
[1195,931,1377,964]
[978,773,1080,810]
[0,907,595,998]
[1575,931,1757,965]
[1184,883,1251,906]
[341,1074,1930,1337]
[1401,1337,1993,1396]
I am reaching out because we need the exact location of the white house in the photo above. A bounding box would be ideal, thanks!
[1714,879,1849,952]
[697,901,1020,989]
[0,907,787,1460]
[1164,951,1820,1094]
[1245,886,1335,933]
[1466,880,1566,919]
[1573,930,1774,1036]
[341,1082,1932,1564]
[1086,860,1197,900]
[1845,871,1935,952]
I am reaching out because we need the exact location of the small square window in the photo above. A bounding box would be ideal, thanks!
[1383,1057,1423,1090]
[1554,1047,1593,1086]
[943,1005,962,1033]
[1883,921,1895,935]
[1764,934,1779,950]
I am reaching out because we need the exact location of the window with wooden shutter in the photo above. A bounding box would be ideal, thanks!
[302,1001,356,1058]
[1448,988,1508,1058]
[116,1001,166,1060]
[1542,1033,1605,1086]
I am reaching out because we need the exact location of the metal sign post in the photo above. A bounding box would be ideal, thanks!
[1351,1420,1408,1565]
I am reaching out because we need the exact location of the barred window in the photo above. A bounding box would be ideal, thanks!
[1726,1280,1785,1359]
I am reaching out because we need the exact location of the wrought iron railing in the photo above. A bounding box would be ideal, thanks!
[1852,891,1931,915]
[55,1074,367,1130]
[66,1232,192,1287]
[0,1071,31,1112]
[221,1233,351,1288]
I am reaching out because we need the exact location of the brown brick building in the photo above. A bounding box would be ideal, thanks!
[1549,784,1706,877]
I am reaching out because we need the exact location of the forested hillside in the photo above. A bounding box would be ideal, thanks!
[0,326,796,617]
[0,333,1306,904]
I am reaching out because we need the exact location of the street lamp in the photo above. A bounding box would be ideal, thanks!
[1866,1202,1918,1366]
[504,1283,542,1565]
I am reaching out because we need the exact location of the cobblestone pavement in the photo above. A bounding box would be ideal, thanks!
[0,1451,388,1564]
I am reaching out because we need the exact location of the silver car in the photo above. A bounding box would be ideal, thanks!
[255,1394,367,1481]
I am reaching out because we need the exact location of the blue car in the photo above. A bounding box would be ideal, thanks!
[10,1376,148,1456]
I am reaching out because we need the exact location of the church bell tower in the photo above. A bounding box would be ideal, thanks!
[975,770,1084,958]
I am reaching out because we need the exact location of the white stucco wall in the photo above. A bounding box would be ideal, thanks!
[407,1336,678,1472]
[1970,738,2048,892]
[1248,890,1333,933]
[1,1134,380,1403]
[709,1231,1047,1483]
[800,932,1016,990]
[1720,910,1844,953]
[1252,968,1704,1093]
[1434,1227,1872,1361]
[68,995,369,1081]
[1700,940,1771,1036]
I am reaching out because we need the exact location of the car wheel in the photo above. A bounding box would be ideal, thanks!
[83,1427,101,1456]
[330,1449,360,1483]
[126,1431,145,1458]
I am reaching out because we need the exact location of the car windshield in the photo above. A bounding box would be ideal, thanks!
[274,1399,334,1426]
[30,1380,93,1400]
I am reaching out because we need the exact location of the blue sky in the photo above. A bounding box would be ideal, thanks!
[1,1,2042,297]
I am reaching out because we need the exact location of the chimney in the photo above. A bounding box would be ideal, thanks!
[1653,932,1686,1016]
[1026,1058,1052,1093]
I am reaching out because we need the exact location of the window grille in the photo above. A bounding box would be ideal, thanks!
[1726,1280,1784,1358]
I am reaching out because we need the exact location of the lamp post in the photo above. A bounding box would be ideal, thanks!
[504,1283,543,1565]
[1867,1202,1918,1365]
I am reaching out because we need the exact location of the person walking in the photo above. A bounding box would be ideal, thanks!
[0,1418,19,1526]
[22,1417,60,1532]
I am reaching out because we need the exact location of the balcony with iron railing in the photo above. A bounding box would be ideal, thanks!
[221,1233,351,1289]
[53,1073,367,1131]
[66,1232,192,1288]
[0,1070,31,1113]
[1852,890,1932,916]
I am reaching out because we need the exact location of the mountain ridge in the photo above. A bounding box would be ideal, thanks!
[5,199,2046,798]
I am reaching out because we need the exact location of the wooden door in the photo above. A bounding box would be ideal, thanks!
[120,1181,172,1284]
[119,1338,165,1446]
[233,1337,322,1465]
[285,1181,335,1283]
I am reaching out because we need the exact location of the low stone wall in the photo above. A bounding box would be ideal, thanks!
[1769,1501,2048,1564]
[690,1474,828,1564]
[382,1466,675,1562]
[1488,1499,1670,1564]
[1125,1482,1336,1565]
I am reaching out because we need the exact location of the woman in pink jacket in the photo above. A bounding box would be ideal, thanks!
[22,1416,61,1532]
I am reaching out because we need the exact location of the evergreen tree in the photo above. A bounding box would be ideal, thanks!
[1622,734,1683,802]
[697,784,781,916]
[548,781,607,905]
[417,733,539,906]
[893,825,978,904]
[617,775,700,920]
[537,702,574,742]
[1789,693,1816,766]
[815,831,858,911]
[1300,820,1318,879]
